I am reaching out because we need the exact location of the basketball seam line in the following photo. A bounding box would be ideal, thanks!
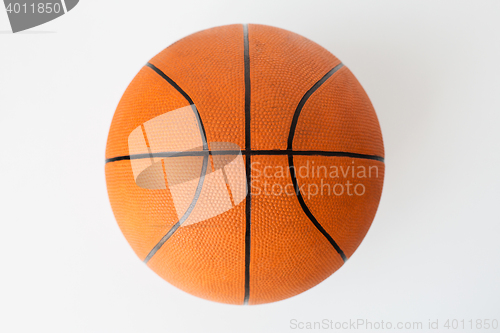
[145,62,209,150]
[288,154,348,262]
[143,154,209,264]
[105,149,385,163]
[287,63,348,262]
[243,23,252,306]
[117,54,371,289]
[287,63,344,150]
[142,63,209,264]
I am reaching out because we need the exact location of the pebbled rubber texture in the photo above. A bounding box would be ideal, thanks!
[105,24,385,305]
[247,24,342,151]
[248,155,345,304]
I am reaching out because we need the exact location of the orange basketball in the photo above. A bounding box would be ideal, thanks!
[105,24,384,305]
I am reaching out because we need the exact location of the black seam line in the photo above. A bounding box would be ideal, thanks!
[286,63,344,150]
[244,25,251,152]
[146,62,195,105]
[145,62,208,150]
[243,23,252,306]
[143,154,209,264]
[287,63,347,263]
[142,62,209,263]
[288,155,347,261]
[105,150,384,164]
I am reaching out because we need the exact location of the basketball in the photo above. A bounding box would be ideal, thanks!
[105,24,385,305]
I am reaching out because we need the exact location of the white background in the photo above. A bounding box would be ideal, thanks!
[1,1,499,332]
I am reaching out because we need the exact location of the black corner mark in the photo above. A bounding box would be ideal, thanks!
[4,0,79,33]
[64,0,78,12]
